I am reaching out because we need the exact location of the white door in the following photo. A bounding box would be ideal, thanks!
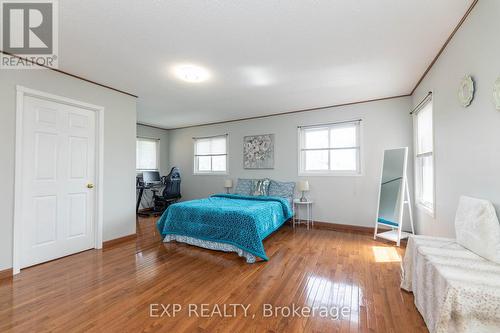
[20,96,96,269]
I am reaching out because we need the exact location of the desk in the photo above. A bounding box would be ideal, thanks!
[136,183,163,214]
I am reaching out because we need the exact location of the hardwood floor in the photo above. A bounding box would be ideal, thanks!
[0,216,427,332]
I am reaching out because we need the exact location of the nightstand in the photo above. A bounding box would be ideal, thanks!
[293,199,313,229]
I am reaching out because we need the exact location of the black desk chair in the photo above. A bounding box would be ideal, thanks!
[152,167,181,213]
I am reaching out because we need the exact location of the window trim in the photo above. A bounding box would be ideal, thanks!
[136,136,160,172]
[193,134,229,175]
[413,95,436,216]
[297,119,363,177]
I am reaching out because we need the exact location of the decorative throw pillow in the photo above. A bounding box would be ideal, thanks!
[251,178,270,196]
[268,180,295,202]
[234,178,253,196]
[455,196,500,264]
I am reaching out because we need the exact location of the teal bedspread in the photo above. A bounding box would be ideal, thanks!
[156,194,293,261]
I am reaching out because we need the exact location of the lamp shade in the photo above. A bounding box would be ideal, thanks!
[224,179,233,188]
[298,180,309,192]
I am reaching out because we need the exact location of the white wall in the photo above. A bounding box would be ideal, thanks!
[168,96,412,228]
[412,0,500,237]
[0,68,137,270]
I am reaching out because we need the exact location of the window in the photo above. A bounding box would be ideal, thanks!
[136,137,159,171]
[194,135,228,174]
[298,120,361,175]
[414,98,434,213]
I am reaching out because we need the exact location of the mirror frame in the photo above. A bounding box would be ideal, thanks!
[375,147,409,228]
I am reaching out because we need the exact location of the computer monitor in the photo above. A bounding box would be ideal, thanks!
[142,171,161,184]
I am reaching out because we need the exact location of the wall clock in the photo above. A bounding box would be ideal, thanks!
[458,75,474,107]
[493,77,500,110]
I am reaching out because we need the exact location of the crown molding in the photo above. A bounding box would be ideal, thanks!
[410,0,479,95]
[0,50,138,98]
[167,94,411,130]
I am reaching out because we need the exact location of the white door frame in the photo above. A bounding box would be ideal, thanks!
[13,85,104,275]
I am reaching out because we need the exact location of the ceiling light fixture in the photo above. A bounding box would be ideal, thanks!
[173,64,210,83]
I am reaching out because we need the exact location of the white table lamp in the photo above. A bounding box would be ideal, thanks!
[298,180,309,202]
[224,179,233,194]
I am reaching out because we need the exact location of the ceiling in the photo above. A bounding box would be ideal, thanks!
[58,0,474,129]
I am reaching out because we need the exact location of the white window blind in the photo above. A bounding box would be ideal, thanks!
[136,137,159,171]
[299,120,361,175]
[414,98,434,212]
[194,135,228,174]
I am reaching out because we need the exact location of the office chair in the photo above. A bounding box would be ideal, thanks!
[152,167,181,213]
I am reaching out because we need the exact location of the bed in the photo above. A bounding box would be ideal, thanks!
[156,193,293,263]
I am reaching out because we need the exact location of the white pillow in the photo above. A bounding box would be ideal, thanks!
[455,196,500,264]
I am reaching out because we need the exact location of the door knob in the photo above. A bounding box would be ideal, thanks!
[87,183,94,189]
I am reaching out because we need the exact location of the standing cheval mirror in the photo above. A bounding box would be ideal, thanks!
[374,147,415,246]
